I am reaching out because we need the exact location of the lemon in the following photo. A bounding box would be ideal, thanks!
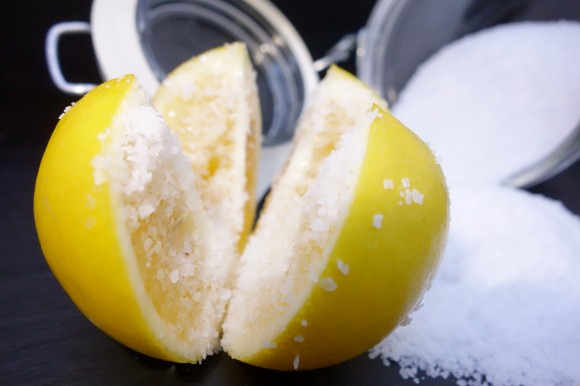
[34,75,233,363]
[34,61,449,370]
[222,67,450,370]
[153,42,261,252]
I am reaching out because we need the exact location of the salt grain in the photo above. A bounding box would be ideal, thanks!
[58,102,74,119]
[411,189,424,205]
[293,355,300,370]
[143,237,153,251]
[137,199,155,219]
[402,190,413,205]
[318,276,338,292]
[180,262,195,277]
[399,315,412,327]
[293,336,304,343]
[168,269,180,283]
[301,320,308,327]
[263,341,277,349]
[372,214,384,229]
[337,259,350,276]
[383,178,394,190]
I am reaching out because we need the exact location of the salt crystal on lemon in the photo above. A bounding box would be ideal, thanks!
[372,214,384,229]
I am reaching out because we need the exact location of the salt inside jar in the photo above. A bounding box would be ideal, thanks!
[370,21,580,386]
[391,21,580,189]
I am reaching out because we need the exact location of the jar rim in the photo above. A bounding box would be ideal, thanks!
[90,0,318,145]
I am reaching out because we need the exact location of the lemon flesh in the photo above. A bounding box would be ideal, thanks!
[34,75,231,363]
[153,42,261,252]
[222,71,449,370]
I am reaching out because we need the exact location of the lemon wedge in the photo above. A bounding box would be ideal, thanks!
[222,67,450,370]
[153,42,261,252]
[34,75,231,363]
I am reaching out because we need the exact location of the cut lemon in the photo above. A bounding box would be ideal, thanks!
[34,75,233,363]
[222,67,450,370]
[153,42,261,252]
[34,62,449,370]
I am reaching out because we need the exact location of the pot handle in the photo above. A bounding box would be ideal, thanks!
[45,21,97,95]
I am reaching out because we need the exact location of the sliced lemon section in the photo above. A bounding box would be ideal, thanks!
[34,75,231,363]
[153,42,261,252]
[222,68,450,370]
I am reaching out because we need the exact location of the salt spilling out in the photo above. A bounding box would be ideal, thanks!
[369,21,580,386]
[370,186,580,386]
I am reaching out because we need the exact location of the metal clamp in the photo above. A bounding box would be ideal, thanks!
[313,32,359,72]
[45,21,97,95]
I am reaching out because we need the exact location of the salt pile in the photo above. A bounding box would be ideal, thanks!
[370,187,580,386]
[391,21,580,188]
[370,21,580,386]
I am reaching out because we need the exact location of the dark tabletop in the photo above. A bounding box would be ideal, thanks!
[1,1,578,385]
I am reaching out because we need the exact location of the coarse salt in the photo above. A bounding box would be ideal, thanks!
[263,341,277,349]
[318,276,338,292]
[337,259,350,276]
[392,21,580,188]
[168,269,180,283]
[411,189,424,205]
[58,102,75,119]
[373,214,384,229]
[370,186,580,386]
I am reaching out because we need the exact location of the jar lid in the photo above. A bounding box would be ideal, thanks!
[91,0,318,146]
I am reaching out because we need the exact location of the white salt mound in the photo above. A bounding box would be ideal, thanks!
[392,21,580,188]
[369,186,580,386]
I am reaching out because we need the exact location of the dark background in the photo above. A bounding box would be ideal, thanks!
[0,0,373,149]
[0,1,578,385]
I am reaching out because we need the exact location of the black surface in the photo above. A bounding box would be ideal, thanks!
[0,1,578,385]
